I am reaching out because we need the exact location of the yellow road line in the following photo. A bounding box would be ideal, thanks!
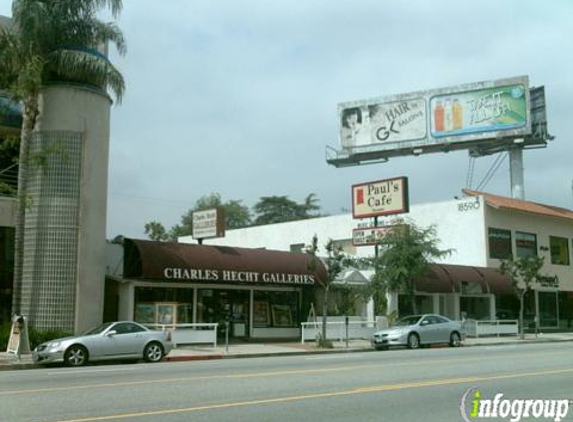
[1,350,572,396]
[50,367,573,422]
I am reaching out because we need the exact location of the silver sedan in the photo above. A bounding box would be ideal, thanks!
[33,321,173,366]
[371,314,464,350]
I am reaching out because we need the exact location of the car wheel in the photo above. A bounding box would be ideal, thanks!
[64,345,88,367]
[143,342,164,363]
[407,333,420,349]
[449,331,461,347]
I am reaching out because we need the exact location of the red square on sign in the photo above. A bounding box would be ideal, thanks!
[357,188,364,205]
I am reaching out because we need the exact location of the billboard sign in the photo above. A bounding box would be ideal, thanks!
[338,76,531,153]
[192,208,225,240]
[352,176,409,219]
[352,226,394,246]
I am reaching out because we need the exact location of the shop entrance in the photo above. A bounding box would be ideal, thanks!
[197,289,250,339]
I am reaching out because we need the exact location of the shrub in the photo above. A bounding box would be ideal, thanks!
[0,321,11,351]
[28,328,73,350]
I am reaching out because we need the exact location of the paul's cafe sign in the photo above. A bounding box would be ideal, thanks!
[352,176,409,219]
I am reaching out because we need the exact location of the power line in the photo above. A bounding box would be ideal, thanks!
[476,152,508,191]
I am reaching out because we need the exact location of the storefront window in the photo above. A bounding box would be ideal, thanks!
[516,232,537,258]
[488,228,512,259]
[134,287,194,326]
[538,291,558,327]
[549,236,570,265]
[253,290,299,328]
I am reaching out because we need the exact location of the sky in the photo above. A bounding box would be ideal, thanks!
[2,0,572,239]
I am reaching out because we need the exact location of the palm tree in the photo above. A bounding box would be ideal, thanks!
[0,0,126,313]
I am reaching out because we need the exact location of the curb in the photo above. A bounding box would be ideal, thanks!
[2,338,572,370]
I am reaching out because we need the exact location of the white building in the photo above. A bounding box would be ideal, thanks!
[181,190,573,330]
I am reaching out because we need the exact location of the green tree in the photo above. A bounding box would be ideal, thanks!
[0,0,126,312]
[253,193,321,226]
[144,221,170,242]
[369,219,452,315]
[306,235,347,348]
[499,255,545,340]
[147,193,251,240]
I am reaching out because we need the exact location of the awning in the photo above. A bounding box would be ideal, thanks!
[414,263,512,295]
[123,238,327,286]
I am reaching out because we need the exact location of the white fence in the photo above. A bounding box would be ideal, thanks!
[146,323,218,347]
[301,318,382,343]
[464,319,518,338]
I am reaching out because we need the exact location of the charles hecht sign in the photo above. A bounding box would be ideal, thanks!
[163,268,316,285]
[192,208,225,240]
[352,177,409,219]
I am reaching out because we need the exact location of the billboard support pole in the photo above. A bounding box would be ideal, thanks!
[509,145,525,200]
[374,217,379,258]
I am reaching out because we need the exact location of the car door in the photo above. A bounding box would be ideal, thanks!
[434,316,453,343]
[417,316,438,344]
[100,322,147,358]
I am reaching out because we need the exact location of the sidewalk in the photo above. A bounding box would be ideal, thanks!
[2,332,573,370]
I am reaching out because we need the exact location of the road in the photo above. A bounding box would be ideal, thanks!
[1,342,572,422]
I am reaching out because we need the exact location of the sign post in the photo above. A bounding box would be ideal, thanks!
[192,208,225,244]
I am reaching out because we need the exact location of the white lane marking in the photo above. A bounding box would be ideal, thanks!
[48,367,140,375]
[306,354,364,360]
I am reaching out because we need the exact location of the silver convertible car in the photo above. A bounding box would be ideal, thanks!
[33,321,173,367]
[371,314,464,350]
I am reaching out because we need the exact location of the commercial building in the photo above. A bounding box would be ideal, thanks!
[0,15,113,333]
[104,239,327,340]
[180,190,573,330]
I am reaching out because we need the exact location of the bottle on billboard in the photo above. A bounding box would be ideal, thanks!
[453,98,463,130]
[444,99,453,132]
[434,101,444,132]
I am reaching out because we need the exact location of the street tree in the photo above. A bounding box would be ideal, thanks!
[369,219,452,315]
[499,255,545,340]
[0,0,126,311]
[306,235,347,347]
[253,193,321,226]
[144,193,251,241]
[144,221,171,242]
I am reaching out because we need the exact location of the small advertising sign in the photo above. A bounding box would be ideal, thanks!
[192,208,225,240]
[352,177,409,219]
[352,226,394,246]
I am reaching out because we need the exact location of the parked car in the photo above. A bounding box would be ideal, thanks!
[371,314,464,350]
[33,321,173,367]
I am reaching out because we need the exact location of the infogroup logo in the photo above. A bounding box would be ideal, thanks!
[460,388,571,422]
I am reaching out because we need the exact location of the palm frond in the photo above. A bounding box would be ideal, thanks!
[46,48,125,102]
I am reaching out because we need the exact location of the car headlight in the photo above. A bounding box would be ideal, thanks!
[47,341,61,348]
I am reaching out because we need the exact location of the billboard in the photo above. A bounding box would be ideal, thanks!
[352,177,409,219]
[192,208,225,240]
[338,76,531,154]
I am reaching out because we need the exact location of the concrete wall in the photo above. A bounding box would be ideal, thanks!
[36,84,111,332]
[183,196,487,267]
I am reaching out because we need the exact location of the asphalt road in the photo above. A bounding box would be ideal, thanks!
[1,342,572,422]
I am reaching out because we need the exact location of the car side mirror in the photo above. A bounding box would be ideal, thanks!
[106,330,117,337]
[420,320,429,326]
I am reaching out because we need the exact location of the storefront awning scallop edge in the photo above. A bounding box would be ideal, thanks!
[123,238,328,286]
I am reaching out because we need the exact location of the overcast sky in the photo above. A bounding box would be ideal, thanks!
[2,0,572,239]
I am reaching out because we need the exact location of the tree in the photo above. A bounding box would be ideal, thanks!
[370,219,452,315]
[0,0,126,312]
[306,235,347,347]
[499,255,545,340]
[145,193,252,241]
[144,221,170,242]
[253,193,321,226]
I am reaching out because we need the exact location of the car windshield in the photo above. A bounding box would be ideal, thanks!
[82,322,115,336]
[394,316,422,326]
